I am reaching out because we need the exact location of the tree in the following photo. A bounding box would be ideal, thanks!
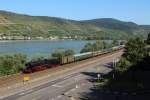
[102,41,107,49]
[0,54,27,75]
[52,49,65,59]
[31,54,45,62]
[147,32,150,45]
[80,43,93,53]
[13,54,27,70]
[116,57,132,72]
[123,37,146,65]
[52,49,75,59]
[64,49,75,56]
[93,41,104,51]
[80,41,113,53]
[112,39,119,46]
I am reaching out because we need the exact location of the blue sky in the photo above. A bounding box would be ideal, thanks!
[0,0,150,24]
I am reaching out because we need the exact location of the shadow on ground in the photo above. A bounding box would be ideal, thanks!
[98,62,114,69]
[79,56,150,100]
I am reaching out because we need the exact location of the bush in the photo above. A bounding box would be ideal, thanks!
[80,40,116,53]
[112,39,119,46]
[80,43,93,53]
[147,33,150,45]
[93,41,104,51]
[123,37,146,64]
[116,37,147,73]
[64,49,75,56]
[52,49,75,59]
[0,54,27,75]
[116,57,132,72]
[31,54,45,62]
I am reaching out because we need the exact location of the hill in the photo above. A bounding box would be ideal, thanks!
[83,18,147,36]
[140,25,150,33]
[0,10,149,40]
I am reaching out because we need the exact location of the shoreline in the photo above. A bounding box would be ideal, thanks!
[0,39,117,42]
[0,39,87,42]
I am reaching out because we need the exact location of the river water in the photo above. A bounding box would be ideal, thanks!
[0,40,95,59]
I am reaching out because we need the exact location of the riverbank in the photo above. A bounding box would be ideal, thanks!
[0,39,85,42]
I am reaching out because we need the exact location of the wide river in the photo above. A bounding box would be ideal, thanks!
[0,40,95,59]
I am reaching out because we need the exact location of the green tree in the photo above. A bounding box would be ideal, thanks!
[13,54,27,70]
[80,43,93,53]
[116,57,132,72]
[123,37,146,65]
[93,41,104,51]
[147,32,150,45]
[0,54,27,75]
[52,49,65,59]
[52,49,75,59]
[80,41,113,53]
[112,39,119,46]
[64,49,75,56]
[31,54,45,62]
[102,41,107,49]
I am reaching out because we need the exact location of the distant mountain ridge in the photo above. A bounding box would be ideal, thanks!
[82,18,147,36]
[0,10,149,40]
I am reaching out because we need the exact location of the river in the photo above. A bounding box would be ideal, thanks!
[0,40,95,59]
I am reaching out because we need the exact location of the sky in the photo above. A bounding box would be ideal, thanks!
[0,0,150,25]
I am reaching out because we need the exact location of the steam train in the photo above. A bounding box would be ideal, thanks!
[23,45,124,73]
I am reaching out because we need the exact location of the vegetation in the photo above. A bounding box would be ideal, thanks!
[116,57,132,72]
[80,40,118,53]
[0,54,27,75]
[64,49,75,56]
[52,49,75,59]
[112,39,119,46]
[117,37,146,72]
[0,10,149,40]
[147,32,150,44]
[31,54,46,62]
[112,37,149,91]
[80,43,94,53]
[81,35,150,100]
[0,48,75,76]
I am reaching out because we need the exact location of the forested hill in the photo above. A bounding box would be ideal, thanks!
[0,10,149,39]
[82,18,148,36]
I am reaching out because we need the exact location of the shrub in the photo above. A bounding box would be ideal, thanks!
[116,57,132,72]
[0,54,27,75]
[52,49,75,59]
